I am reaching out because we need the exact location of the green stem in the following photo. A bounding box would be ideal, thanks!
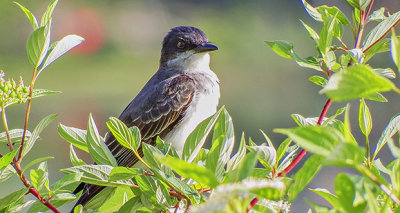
[365,134,371,167]
[1,106,14,152]
[356,165,400,205]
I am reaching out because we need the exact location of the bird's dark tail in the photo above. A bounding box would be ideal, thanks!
[70,183,106,213]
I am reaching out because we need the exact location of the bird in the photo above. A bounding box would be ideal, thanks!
[71,26,220,211]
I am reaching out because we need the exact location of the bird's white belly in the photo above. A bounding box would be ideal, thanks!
[163,87,220,153]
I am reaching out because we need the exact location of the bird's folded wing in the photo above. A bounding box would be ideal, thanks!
[106,74,196,167]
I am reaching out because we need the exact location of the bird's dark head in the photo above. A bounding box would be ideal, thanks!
[160,26,218,67]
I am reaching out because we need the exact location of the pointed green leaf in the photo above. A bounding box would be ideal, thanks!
[206,108,234,182]
[159,155,219,188]
[39,34,84,72]
[317,5,350,25]
[345,0,371,10]
[373,114,400,159]
[60,165,136,188]
[58,124,88,152]
[368,7,386,22]
[363,11,400,52]
[14,2,38,30]
[40,0,58,26]
[30,165,48,191]
[109,167,143,182]
[288,155,323,201]
[310,188,341,209]
[247,145,276,170]
[309,75,327,87]
[335,173,356,211]
[359,99,372,136]
[320,65,398,102]
[0,188,28,211]
[0,129,31,144]
[265,40,293,59]
[182,107,222,162]
[0,149,18,170]
[391,30,400,72]
[300,20,319,44]
[275,126,343,156]
[21,114,58,158]
[70,144,86,166]
[324,142,365,167]
[87,114,117,166]
[22,156,54,173]
[26,24,51,68]
[319,14,337,55]
[226,132,246,172]
[300,0,322,21]
[0,165,16,183]
[106,117,140,152]
[229,151,258,182]
[364,38,390,62]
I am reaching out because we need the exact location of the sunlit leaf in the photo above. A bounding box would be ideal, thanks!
[0,188,28,211]
[265,40,293,59]
[58,124,88,152]
[22,156,54,173]
[14,2,38,30]
[359,98,372,136]
[227,132,246,172]
[391,30,400,72]
[40,0,58,26]
[21,114,58,158]
[345,0,371,10]
[320,65,398,102]
[335,173,356,211]
[0,129,31,144]
[0,149,18,170]
[288,155,323,201]
[363,11,400,52]
[300,0,322,21]
[309,76,327,87]
[373,114,400,159]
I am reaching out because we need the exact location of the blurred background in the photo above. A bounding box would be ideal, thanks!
[0,0,400,212]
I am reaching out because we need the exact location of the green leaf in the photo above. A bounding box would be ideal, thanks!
[87,114,117,166]
[364,92,388,102]
[70,144,86,166]
[51,173,82,194]
[324,142,365,167]
[229,151,258,182]
[247,145,276,170]
[142,143,163,170]
[40,0,58,26]
[106,117,140,152]
[247,179,287,201]
[374,159,392,175]
[0,149,18,170]
[388,138,400,158]
[319,14,337,56]
[39,34,84,73]
[0,188,28,211]
[0,129,31,144]
[21,114,58,158]
[368,7,386,22]
[288,155,323,202]
[374,68,396,79]
[275,126,343,156]
[109,167,143,182]
[316,5,350,25]
[300,0,322,21]
[30,163,48,191]
[117,196,141,213]
[226,132,246,172]
[335,173,356,211]
[364,38,390,62]
[7,200,36,213]
[291,114,318,127]
[310,188,342,210]
[98,187,135,213]
[373,114,400,159]
[391,30,400,72]
[159,155,219,188]
[300,20,319,44]
[359,99,372,136]
[265,40,293,59]
[26,25,51,68]
[0,165,16,183]
[22,156,54,173]
[309,75,327,87]
[276,138,292,163]
[58,123,88,152]
[32,88,61,98]
[182,107,222,162]
[14,2,38,30]
[292,54,322,71]
[364,182,379,213]
[320,65,398,102]
[206,108,234,182]
[60,165,137,188]
[345,0,371,10]
[363,11,400,52]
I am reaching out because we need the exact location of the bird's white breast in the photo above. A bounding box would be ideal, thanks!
[163,52,220,153]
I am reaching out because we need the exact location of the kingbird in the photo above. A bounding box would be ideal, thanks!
[72,26,220,210]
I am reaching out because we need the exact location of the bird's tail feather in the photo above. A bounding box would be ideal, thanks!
[71,183,106,213]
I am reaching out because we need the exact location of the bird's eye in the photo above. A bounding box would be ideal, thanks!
[176,40,185,49]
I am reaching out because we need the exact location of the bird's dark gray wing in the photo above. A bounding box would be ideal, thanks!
[72,74,196,209]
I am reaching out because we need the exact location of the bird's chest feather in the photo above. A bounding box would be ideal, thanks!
[163,76,220,152]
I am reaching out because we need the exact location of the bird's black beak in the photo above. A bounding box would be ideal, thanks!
[194,43,218,53]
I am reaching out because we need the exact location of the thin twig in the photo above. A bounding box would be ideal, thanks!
[1,106,14,152]
[17,67,37,163]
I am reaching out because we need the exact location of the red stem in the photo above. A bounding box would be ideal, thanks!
[247,99,333,212]
[28,188,60,213]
